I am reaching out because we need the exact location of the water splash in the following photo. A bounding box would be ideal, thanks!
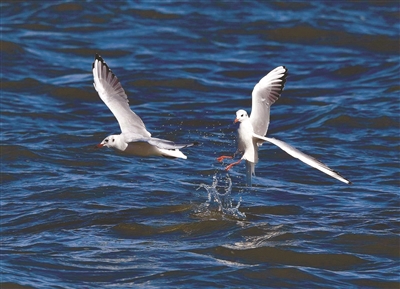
[196,174,246,219]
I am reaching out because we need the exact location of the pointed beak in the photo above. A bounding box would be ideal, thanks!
[234,118,239,124]
[95,143,104,149]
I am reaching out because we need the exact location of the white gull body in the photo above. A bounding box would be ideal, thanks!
[218,66,351,186]
[93,54,196,159]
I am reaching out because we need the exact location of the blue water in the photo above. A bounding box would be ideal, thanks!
[1,1,399,288]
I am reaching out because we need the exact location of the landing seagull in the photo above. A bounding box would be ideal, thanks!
[93,54,196,159]
[217,66,351,186]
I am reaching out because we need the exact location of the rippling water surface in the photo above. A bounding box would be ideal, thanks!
[1,1,399,288]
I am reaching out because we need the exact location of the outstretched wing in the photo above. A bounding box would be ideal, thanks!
[249,66,288,136]
[148,138,198,150]
[92,54,151,137]
[253,133,351,184]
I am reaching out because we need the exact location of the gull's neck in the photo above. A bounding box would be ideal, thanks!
[113,135,128,151]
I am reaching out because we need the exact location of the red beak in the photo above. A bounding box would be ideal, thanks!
[95,143,104,148]
[234,118,239,123]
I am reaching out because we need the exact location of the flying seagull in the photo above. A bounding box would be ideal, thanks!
[93,54,196,159]
[217,66,351,186]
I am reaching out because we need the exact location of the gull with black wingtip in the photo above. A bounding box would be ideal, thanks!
[217,66,351,186]
[93,54,197,159]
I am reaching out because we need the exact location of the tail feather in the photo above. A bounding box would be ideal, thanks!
[158,148,187,159]
[246,160,255,186]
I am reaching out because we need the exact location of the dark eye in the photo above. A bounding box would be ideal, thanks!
[112,139,115,142]
[105,139,109,143]
[241,114,244,117]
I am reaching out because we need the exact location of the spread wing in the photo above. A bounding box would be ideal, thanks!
[249,66,288,136]
[92,54,151,137]
[147,138,198,150]
[253,133,351,184]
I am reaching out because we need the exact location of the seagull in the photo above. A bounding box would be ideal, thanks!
[217,66,351,186]
[92,54,197,159]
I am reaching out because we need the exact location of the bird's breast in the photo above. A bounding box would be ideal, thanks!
[237,121,255,149]
[123,142,161,157]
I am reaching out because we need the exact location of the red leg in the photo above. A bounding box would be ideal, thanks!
[217,155,233,162]
[225,159,242,171]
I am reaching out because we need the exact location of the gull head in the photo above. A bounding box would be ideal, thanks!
[96,135,118,149]
[234,109,249,123]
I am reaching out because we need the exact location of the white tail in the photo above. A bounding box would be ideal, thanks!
[159,148,187,159]
[246,160,255,186]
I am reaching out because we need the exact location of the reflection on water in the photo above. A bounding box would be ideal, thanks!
[196,173,246,219]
